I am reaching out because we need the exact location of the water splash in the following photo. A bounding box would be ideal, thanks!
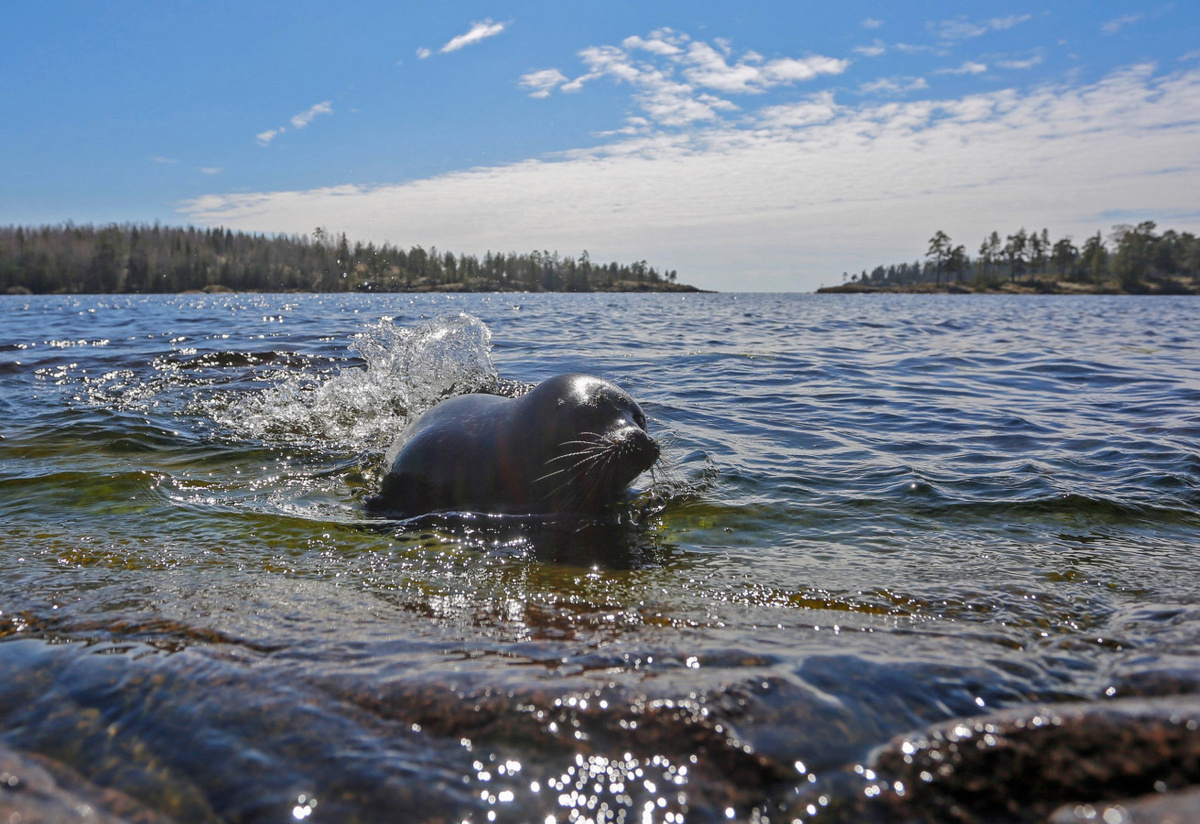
[204,312,500,452]
[350,311,498,406]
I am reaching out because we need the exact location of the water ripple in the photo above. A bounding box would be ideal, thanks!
[4,293,1200,821]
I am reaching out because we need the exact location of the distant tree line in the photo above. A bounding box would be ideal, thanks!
[844,222,1200,293]
[0,223,688,295]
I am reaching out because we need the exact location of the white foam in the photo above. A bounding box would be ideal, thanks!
[205,312,499,451]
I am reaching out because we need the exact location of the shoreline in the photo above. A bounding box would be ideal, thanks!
[4,280,712,297]
[816,278,1196,295]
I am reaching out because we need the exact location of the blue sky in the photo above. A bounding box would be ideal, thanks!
[3,2,1199,291]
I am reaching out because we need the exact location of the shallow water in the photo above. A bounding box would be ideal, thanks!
[2,292,1200,822]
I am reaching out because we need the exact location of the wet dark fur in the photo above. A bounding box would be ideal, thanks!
[367,374,659,518]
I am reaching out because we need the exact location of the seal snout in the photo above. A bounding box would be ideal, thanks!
[616,424,660,474]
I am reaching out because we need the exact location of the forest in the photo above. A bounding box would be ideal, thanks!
[0,223,692,295]
[840,222,1200,294]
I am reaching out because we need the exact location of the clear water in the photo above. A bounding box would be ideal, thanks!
[3,292,1200,822]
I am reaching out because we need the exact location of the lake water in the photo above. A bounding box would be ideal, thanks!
[2,292,1200,822]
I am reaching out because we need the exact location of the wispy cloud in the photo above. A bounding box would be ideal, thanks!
[186,65,1200,291]
[894,42,940,56]
[997,54,1044,70]
[679,42,848,93]
[416,47,432,60]
[519,28,848,126]
[519,68,569,98]
[862,18,884,30]
[1101,14,1142,35]
[150,156,178,165]
[860,76,930,95]
[622,34,683,56]
[759,55,851,84]
[256,128,284,147]
[200,167,222,175]
[440,19,506,54]
[854,40,886,58]
[931,14,1031,41]
[989,15,1033,32]
[257,101,333,146]
[935,61,988,76]
[757,92,838,128]
[291,101,333,129]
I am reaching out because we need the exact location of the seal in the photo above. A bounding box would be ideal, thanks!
[367,373,660,518]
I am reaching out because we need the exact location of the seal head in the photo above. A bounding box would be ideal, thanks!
[367,373,659,518]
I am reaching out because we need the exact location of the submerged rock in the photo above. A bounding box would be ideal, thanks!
[1050,787,1200,823]
[0,743,177,824]
[856,695,1200,823]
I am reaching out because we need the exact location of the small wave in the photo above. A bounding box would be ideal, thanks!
[642,437,719,510]
[159,350,305,370]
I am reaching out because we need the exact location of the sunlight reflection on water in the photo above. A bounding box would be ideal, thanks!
[3,293,1200,821]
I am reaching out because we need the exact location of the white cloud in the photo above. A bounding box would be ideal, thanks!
[854,41,886,58]
[680,43,848,93]
[932,14,1032,41]
[200,167,222,175]
[757,92,839,128]
[578,44,644,85]
[762,55,850,84]
[416,47,432,60]
[529,29,848,127]
[190,65,1200,291]
[559,76,589,94]
[151,156,178,165]
[682,41,764,93]
[256,101,332,147]
[1101,14,1142,35]
[290,101,332,129]
[934,19,988,40]
[989,15,1032,32]
[1182,50,1200,62]
[440,19,506,54]
[860,76,930,95]
[935,61,988,76]
[256,128,284,146]
[519,68,569,98]
[894,42,939,56]
[637,73,724,126]
[997,54,1044,70]
[862,18,884,30]
[623,33,684,56]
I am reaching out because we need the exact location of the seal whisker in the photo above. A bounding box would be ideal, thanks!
[542,446,618,505]
[543,434,617,473]
[578,450,619,502]
[533,465,579,484]
[545,444,610,464]
[557,434,609,446]
[535,444,615,486]
[545,434,611,457]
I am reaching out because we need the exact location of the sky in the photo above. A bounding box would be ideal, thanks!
[3,2,1199,292]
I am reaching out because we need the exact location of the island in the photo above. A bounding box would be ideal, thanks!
[0,224,703,295]
[820,222,1200,295]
